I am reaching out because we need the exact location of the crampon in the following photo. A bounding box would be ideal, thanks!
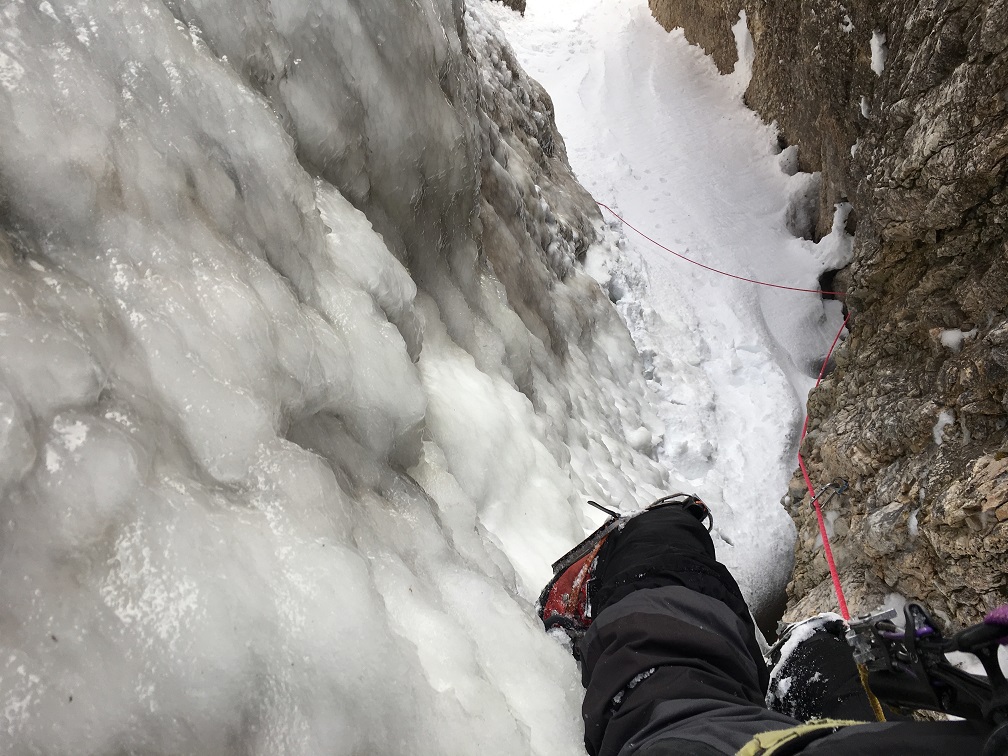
[536,494,711,648]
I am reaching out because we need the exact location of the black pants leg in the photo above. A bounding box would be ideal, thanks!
[575,506,993,756]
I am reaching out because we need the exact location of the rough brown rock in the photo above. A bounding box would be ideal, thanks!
[496,0,526,15]
[650,0,1008,628]
[649,0,744,75]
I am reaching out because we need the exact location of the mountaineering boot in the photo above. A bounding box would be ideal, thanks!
[536,493,714,651]
[766,613,901,722]
[644,492,713,532]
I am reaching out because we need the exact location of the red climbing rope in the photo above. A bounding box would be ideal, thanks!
[596,202,846,298]
[797,312,852,620]
[798,313,887,722]
[596,199,856,619]
[596,199,883,717]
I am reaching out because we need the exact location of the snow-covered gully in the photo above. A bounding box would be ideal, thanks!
[488,0,850,617]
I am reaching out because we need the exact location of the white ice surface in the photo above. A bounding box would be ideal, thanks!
[934,409,956,445]
[489,0,849,613]
[731,11,755,88]
[871,31,888,76]
[940,327,977,353]
[0,2,625,752]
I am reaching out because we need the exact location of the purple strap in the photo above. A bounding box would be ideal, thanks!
[984,605,1008,644]
[985,605,1008,627]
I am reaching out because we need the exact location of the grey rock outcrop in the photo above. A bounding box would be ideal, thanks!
[497,0,526,13]
[650,0,1008,627]
[650,0,743,76]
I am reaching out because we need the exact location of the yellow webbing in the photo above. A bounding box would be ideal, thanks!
[857,662,888,722]
[736,719,865,756]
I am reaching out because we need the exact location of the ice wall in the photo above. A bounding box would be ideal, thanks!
[0,1,669,752]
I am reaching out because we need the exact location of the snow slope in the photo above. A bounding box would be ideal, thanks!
[487,0,851,613]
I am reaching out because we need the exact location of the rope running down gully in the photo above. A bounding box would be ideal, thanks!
[597,202,886,721]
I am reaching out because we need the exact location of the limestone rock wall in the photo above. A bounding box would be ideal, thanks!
[649,0,744,75]
[650,0,1008,627]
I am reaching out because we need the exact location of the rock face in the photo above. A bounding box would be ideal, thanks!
[496,0,527,15]
[650,0,743,75]
[650,0,1008,628]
